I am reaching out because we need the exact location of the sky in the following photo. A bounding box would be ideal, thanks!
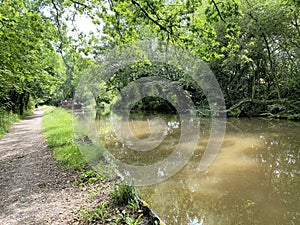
[41,6,100,38]
[69,14,99,36]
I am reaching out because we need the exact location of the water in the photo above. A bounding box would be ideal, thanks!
[137,118,300,225]
[84,114,300,225]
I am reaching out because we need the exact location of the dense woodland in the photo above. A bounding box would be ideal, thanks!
[0,0,299,119]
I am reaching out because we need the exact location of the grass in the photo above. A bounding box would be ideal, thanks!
[82,201,110,223]
[111,182,139,206]
[0,109,34,137]
[82,181,144,225]
[41,106,86,170]
[41,106,161,225]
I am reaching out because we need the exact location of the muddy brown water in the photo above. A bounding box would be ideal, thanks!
[77,113,300,225]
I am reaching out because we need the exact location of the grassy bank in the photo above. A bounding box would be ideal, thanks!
[41,106,160,225]
[42,106,86,170]
[0,109,34,137]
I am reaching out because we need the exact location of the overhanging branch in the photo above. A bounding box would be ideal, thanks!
[211,0,225,22]
[131,0,172,35]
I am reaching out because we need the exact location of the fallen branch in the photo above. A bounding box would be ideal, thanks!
[224,98,252,112]
[224,98,289,113]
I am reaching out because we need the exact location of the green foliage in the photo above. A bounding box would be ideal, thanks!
[0,0,62,115]
[105,61,206,113]
[81,180,151,225]
[111,182,139,206]
[126,213,143,225]
[82,201,144,225]
[0,111,20,137]
[96,0,240,57]
[209,0,300,117]
[82,202,110,224]
[42,106,86,170]
[91,0,300,118]
[53,55,93,102]
[76,169,103,184]
[113,211,143,225]
[1,0,299,119]
[0,107,34,137]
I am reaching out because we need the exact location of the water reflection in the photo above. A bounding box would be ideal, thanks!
[82,113,300,225]
[137,118,299,225]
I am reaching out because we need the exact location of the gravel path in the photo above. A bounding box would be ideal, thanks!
[0,110,91,225]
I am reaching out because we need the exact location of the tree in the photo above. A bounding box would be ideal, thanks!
[92,0,300,118]
[210,0,300,117]
[0,0,61,114]
[1,0,299,118]
[0,0,95,113]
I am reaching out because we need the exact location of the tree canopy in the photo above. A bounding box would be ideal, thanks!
[0,0,299,118]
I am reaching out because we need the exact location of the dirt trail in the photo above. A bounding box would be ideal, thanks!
[0,110,90,225]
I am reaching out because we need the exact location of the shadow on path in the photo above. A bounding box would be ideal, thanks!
[0,110,90,225]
